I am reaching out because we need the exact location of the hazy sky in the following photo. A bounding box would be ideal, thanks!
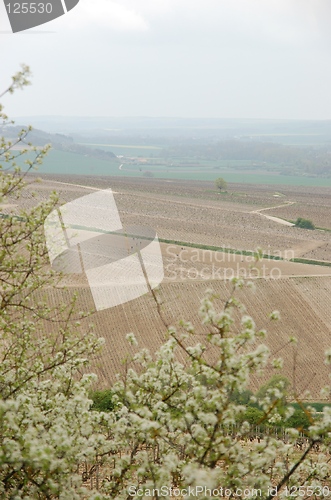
[1,0,331,119]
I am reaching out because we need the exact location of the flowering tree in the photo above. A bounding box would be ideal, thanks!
[0,67,107,499]
[96,285,331,499]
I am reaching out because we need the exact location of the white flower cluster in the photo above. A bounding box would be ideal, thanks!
[94,286,331,499]
[0,73,109,498]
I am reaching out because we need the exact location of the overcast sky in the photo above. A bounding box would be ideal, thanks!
[1,0,331,119]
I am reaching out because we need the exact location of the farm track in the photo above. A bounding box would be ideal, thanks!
[40,178,121,194]
[251,201,296,226]
[253,201,296,213]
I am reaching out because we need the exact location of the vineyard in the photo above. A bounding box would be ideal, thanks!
[5,174,331,399]
[48,268,331,400]
[78,428,326,491]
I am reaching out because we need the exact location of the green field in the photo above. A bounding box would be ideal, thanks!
[22,150,120,176]
[134,170,331,186]
[19,149,331,187]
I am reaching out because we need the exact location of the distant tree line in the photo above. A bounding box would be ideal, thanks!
[162,140,331,177]
[58,143,117,160]
[0,125,74,147]
[2,125,117,161]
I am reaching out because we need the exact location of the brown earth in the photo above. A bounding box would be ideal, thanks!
[4,174,331,399]
[51,274,331,400]
[15,174,330,258]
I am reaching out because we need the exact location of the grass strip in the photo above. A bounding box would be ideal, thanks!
[288,220,331,233]
[289,257,331,267]
[0,212,25,222]
[158,238,283,260]
[3,213,331,267]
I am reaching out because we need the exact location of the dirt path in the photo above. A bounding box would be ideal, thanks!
[41,179,120,194]
[0,203,18,209]
[250,201,329,257]
[258,213,294,226]
[251,201,296,226]
[255,201,296,213]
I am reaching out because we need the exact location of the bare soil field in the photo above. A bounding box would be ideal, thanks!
[5,175,331,261]
[265,204,331,230]
[4,174,331,399]
[159,243,331,281]
[301,242,331,262]
[51,275,331,400]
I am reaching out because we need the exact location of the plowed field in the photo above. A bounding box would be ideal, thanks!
[4,174,331,399]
